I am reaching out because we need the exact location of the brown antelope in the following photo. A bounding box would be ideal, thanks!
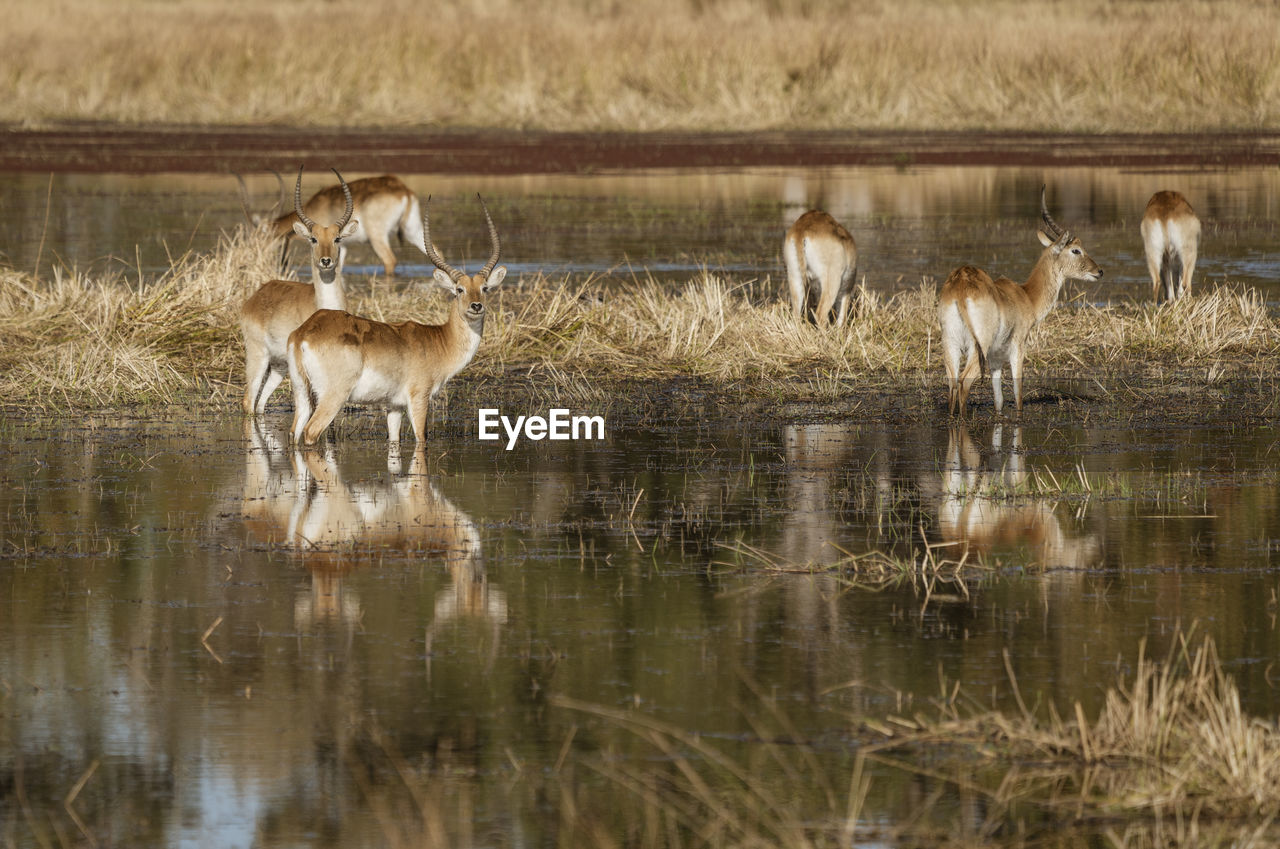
[236,171,423,276]
[1141,190,1200,303]
[288,194,508,446]
[937,187,1103,418]
[240,168,357,416]
[782,209,859,326]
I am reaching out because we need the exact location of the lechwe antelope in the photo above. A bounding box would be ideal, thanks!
[241,168,357,416]
[938,187,1103,418]
[288,194,508,446]
[236,170,423,276]
[1141,190,1201,303]
[783,209,859,326]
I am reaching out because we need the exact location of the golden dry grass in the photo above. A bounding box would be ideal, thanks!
[2,229,1278,409]
[550,632,1280,847]
[0,0,1277,132]
[872,633,1280,828]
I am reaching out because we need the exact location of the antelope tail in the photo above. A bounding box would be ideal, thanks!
[291,338,317,408]
[955,297,987,376]
[798,237,815,321]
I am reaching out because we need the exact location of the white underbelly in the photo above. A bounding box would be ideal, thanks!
[349,368,401,403]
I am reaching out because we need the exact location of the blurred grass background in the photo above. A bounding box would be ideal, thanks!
[2,0,1276,132]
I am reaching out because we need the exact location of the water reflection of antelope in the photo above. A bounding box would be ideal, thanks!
[781,423,856,567]
[936,424,1098,570]
[241,422,492,628]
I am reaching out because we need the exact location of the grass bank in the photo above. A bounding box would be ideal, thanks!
[2,231,1278,412]
[1,0,1278,133]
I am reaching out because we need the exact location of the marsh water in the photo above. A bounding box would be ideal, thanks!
[4,161,1280,847]
[2,166,1280,300]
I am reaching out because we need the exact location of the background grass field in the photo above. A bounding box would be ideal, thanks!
[2,0,1277,132]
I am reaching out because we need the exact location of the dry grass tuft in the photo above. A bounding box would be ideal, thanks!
[551,631,1280,847]
[1,0,1278,132]
[878,632,1280,825]
[0,230,275,407]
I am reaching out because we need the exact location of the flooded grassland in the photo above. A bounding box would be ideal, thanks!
[4,154,1280,847]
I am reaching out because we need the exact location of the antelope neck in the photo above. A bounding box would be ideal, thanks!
[313,271,346,311]
[1022,251,1067,324]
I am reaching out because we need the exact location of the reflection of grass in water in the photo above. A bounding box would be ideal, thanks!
[3,0,1279,133]
[712,535,987,592]
[4,231,1280,409]
[545,630,1280,848]
[1033,465,1211,503]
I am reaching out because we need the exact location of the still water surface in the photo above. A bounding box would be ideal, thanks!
[3,409,1279,846]
[1,166,1279,300]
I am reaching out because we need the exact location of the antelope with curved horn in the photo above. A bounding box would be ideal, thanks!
[937,186,1103,417]
[240,167,357,416]
[1141,190,1200,303]
[236,171,424,276]
[287,194,508,446]
[782,209,859,326]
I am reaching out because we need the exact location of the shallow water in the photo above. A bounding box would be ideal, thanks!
[1,166,1279,301]
[2,407,1279,846]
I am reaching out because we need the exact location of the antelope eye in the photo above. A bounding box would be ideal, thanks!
[455,286,465,295]
[309,236,318,244]
[1071,248,1081,255]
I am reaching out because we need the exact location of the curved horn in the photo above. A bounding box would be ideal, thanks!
[420,196,464,282]
[233,173,256,225]
[477,194,502,277]
[267,169,286,219]
[332,167,354,230]
[1039,184,1068,241]
[294,166,317,231]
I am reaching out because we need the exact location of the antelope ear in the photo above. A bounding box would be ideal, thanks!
[1036,229,1054,248]
[293,220,311,239]
[341,218,359,238]
[482,266,508,291]
[432,268,456,291]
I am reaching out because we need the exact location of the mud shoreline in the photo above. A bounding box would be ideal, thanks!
[3,125,1280,174]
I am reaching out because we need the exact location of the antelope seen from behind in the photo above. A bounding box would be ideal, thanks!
[1141,190,1200,303]
[938,187,1103,418]
[237,171,423,276]
[288,195,508,446]
[783,209,859,326]
[241,168,356,416]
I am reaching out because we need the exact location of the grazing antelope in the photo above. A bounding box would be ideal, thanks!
[288,194,508,446]
[783,209,859,326]
[937,187,1103,418]
[1141,190,1200,303]
[236,171,424,276]
[240,168,356,416]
